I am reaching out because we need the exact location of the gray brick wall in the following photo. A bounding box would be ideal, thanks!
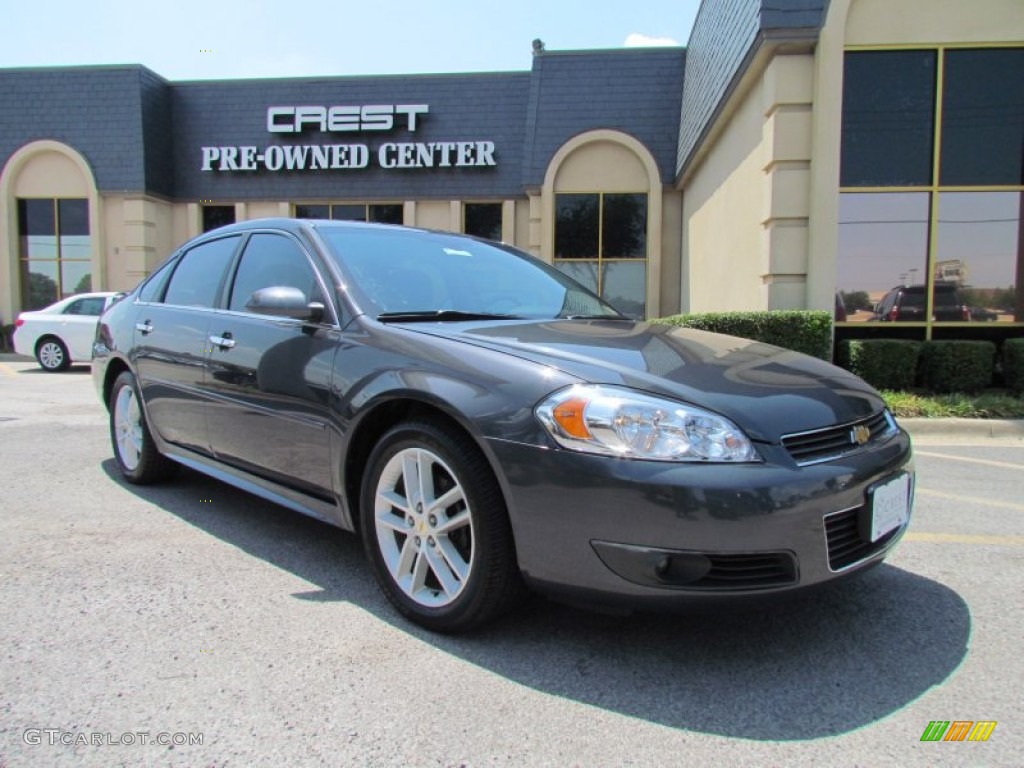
[0,66,153,191]
[522,49,686,187]
[676,0,827,177]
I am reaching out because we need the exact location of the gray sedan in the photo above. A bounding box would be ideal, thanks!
[93,219,914,632]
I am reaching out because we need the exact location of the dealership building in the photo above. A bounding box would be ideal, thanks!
[1,0,1022,346]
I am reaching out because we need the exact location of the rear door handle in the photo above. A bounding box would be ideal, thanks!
[136,321,153,334]
[209,333,236,350]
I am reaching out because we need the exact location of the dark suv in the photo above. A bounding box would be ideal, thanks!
[872,282,970,322]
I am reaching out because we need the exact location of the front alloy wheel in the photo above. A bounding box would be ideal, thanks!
[361,419,524,632]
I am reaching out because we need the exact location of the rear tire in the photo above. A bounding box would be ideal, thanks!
[360,418,525,633]
[36,337,70,372]
[109,370,178,484]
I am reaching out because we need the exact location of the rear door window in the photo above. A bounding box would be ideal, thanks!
[163,236,241,308]
[63,296,107,316]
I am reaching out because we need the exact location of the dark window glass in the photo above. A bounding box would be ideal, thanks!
[138,260,175,303]
[58,199,89,235]
[555,194,599,259]
[163,236,240,308]
[64,296,105,316]
[936,192,1023,322]
[841,50,936,187]
[602,194,647,259]
[940,49,1024,186]
[331,204,366,221]
[464,203,502,241]
[21,262,59,309]
[202,205,236,233]
[369,204,403,225]
[18,199,56,237]
[295,204,329,219]
[837,193,931,322]
[229,234,319,312]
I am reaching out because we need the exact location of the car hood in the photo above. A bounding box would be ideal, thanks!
[400,319,884,443]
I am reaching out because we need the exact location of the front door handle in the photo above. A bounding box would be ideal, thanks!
[136,321,153,334]
[209,333,236,350]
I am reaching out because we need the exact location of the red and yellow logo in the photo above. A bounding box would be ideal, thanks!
[920,721,997,742]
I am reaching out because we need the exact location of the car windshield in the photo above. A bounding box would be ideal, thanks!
[317,226,623,320]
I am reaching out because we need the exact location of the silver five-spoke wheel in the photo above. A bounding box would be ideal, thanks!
[361,419,524,633]
[114,384,144,471]
[108,371,177,485]
[374,447,474,608]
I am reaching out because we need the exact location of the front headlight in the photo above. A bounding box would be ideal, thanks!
[535,385,759,462]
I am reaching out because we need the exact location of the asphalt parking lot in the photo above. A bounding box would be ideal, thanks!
[0,357,1021,767]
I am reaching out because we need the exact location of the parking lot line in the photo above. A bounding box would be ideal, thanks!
[917,488,1024,513]
[905,531,1024,546]
[0,363,16,377]
[915,450,1024,471]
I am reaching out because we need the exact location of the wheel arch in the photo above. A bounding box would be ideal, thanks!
[34,333,66,353]
[100,355,132,411]
[342,394,512,537]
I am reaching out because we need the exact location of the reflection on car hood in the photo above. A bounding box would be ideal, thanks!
[402,319,883,443]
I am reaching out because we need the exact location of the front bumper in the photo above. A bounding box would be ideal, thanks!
[486,430,913,609]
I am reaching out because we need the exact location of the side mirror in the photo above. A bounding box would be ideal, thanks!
[245,286,324,322]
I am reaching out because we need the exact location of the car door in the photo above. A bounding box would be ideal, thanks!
[58,295,108,360]
[203,231,338,499]
[132,234,243,455]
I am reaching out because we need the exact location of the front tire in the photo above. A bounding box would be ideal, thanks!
[360,418,524,633]
[36,337,70,372]
[109,371,178,484]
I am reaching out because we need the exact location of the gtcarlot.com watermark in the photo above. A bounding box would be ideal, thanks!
[23,729,203,747]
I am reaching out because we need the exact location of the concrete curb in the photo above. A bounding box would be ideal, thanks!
[900,417,1024,440]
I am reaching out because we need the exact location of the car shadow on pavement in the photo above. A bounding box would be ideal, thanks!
[102,460,970,742]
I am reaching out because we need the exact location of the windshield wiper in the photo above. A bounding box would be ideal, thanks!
[562,314,631,320]
[377,310,523,323]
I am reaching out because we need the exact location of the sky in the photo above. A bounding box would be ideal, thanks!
[2,0,700,80]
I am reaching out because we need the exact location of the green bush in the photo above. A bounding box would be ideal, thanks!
[1004,338,1024,396]
[842,340,922,391]
[653,311,832,360]
[919,340,996,394]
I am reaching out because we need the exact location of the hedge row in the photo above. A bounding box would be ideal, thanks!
[653,311,832,360]
[1005,338,1024,395]
[842,339,1003,394]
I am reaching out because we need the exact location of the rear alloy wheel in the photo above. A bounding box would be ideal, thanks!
[36,337,70,372]
[361,419,524,633]
[109,371,178,484]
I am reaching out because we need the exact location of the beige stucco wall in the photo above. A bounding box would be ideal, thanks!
[846,0,1024,45]
[412,200,454,231]
[682,54,816,314]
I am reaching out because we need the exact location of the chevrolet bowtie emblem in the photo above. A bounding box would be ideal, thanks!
[851,425,871,445]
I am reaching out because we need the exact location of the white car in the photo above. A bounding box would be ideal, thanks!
[13,292,122,372]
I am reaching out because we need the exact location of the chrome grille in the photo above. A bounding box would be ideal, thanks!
[782,410,895,466]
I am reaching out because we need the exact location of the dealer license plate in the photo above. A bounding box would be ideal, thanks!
[870,473,911,542]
